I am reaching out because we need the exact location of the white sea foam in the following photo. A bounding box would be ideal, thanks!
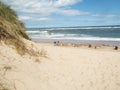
[28,32,120,42]
[63,37,120,41]
[27,26,120,42]
[31,26,120,31]
[30,35,120,42]
[26,30,40,33]
[80,34,93,37]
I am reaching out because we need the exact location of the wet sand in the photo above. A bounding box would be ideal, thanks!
[32,38,120,46]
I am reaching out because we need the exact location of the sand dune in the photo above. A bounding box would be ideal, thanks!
[0,41,120,90]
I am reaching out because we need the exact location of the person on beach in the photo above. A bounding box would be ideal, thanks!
[54,41,60,46]
[114,46,118,50]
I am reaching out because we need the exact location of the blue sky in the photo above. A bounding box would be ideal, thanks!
[3,0,120,27]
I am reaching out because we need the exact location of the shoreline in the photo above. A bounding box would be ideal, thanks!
[32,38,120,46]
[33,39,120,52]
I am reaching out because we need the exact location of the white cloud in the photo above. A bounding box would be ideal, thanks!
[19,16,51,21]
[91,14,120,18]
[3,0,85,16]
[54,0,82,7]
[105,14,120,18]
[56,9,89,16]
[19,16,31,20]
[91,14,101,17]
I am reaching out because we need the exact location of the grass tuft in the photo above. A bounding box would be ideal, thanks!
[0,1,17,23]
[0,1,32,55]
[39,49,47,57]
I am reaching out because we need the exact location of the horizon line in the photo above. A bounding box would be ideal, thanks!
[26,24,120,29]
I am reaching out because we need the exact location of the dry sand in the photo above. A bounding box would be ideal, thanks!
[0,41,120,90]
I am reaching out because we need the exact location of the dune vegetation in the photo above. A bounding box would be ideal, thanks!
[0,1,30,55]
[0,1,32,90]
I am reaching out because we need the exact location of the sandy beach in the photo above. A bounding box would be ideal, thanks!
[0,40,120,90]
[0,1,120,90]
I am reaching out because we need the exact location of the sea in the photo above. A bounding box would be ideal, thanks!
[26,25,120,46]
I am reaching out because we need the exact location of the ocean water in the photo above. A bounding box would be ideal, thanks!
[26,25,120,45]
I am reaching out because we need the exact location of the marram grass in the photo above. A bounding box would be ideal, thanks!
[0,1,17,22]
[0,1,31,55]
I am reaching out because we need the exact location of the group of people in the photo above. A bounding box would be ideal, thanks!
[53,41,119,50]
[54,41,60,46]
